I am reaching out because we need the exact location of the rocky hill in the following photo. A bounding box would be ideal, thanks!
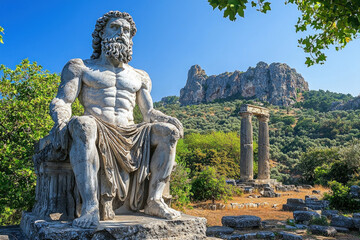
[179,62,309,106]
[331,96,360,110]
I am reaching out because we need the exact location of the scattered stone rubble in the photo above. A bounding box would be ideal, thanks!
[350,185,360,198]
[204,185,360,239]
[260,187,281,198]
[226,180,319,198]
[195,202,270,210]
[206,210,360,239]
[206,215,306,239]
[308,225,337,237]
[282,196,329,212]
[293,211,321,224]
[222,215,262,229]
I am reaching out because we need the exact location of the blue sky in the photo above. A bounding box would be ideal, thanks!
[1,0,359,101]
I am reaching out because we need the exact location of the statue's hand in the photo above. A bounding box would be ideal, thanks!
[51,121,69,151]
[167,116,184,138]
[149,109,184,138]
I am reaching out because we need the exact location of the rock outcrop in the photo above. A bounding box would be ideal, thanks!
[331,96,360,110]
[180,62,309,106]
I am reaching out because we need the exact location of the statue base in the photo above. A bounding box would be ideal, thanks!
[20,211,207,240]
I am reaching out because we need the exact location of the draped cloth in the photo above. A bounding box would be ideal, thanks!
[93,116,152,211]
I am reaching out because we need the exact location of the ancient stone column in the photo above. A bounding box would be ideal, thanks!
[257,115,270,180]
[240,112,253,181]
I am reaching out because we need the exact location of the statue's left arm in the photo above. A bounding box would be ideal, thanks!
[136,70,184,138]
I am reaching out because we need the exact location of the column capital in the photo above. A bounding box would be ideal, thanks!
[239,112,253,118]
[257,114,269,122]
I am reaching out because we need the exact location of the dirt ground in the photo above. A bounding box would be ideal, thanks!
[184,186,330,226]
[183,186,360,239]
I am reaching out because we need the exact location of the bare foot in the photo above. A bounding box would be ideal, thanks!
[160,199,181,218]
[114,201,135,215]
[100,199,115,220]
[72,206,99,229]
[144,200,181,220]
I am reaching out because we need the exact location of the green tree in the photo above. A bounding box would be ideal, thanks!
[177,131,243,178]
[0,60,83,225]
[208,0,360,66]
[297,147,340,184]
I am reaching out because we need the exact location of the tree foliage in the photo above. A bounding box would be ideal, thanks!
[298,141,360,186]
[297,147,340,184]
[208,0,360,66]
[0,60,83,225]
[176,131,245,179]
[290,0,360,66]
[208,0,271,21]
[295,90,353,112]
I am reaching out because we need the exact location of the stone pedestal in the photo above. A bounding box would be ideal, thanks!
[32,161,79,221]
[20,211,207,240]
[257,115,270,180]
[240,112,253,181]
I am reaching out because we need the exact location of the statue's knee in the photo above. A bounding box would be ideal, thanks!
[160,123,180,145]
[68,116,97,142]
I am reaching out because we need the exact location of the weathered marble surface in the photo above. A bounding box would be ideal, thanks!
[21,212,207,240]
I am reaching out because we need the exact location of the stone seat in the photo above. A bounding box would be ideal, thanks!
[31,135,80,221]
[29,134,172,222]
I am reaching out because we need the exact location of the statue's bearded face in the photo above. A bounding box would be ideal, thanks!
[101,18,133,63]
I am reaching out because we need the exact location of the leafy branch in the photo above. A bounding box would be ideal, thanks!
[208,0,271,21]
[208,0,360,66]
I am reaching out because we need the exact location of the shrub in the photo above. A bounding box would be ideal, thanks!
[178,132,242,179]
[324,181,360,212]
[190,166,241,203]
[309,216,329,226]
[170,163,192,210]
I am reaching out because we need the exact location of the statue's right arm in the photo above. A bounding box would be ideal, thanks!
[50,59,83,126]
[49,59,83,150]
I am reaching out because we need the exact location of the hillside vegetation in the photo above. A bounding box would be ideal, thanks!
[156,92,360,185]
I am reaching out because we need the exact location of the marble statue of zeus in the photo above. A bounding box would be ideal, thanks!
[49,11,183,228]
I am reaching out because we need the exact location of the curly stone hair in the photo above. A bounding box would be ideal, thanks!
[91,11,137,59]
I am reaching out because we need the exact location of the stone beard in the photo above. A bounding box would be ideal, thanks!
[101,35,133,63]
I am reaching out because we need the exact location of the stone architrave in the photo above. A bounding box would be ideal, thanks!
[257,115,270,180]
[21,10,207,239]
[240,112,254,181]
[239,104,270,182]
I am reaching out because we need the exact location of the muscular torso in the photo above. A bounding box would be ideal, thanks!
[79,59,145,126]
